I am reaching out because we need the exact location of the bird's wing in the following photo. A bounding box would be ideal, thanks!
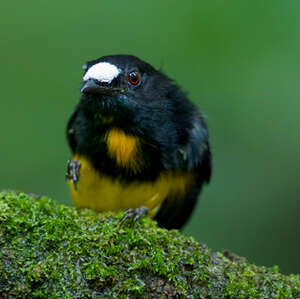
[178,115,212,181]
[66,104,80,153]
[154,115,212,229]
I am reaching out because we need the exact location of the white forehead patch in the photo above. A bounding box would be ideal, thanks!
[83,62,120,83]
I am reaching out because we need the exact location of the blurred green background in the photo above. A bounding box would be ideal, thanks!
[1,1,300,274]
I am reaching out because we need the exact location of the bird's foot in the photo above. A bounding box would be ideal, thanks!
[120,206,148,225]
[65,160,81,190]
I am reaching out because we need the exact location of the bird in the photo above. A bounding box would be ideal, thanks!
[66,55,212,229]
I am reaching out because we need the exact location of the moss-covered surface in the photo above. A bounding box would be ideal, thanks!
[0,191,299,298]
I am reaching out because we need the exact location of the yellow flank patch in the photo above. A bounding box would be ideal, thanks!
[68,155,194,217]
[105,128,142,173]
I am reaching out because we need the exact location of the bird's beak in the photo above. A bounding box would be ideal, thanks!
[81,79,123,95]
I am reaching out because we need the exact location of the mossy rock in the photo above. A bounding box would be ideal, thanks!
[0,191,299,298]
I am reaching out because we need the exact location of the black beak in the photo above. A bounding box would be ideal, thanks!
[81,79,123,95]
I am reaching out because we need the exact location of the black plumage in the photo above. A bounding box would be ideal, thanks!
[66,54,212,229]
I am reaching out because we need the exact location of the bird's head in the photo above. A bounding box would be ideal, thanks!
[81,55,169,103]
[79,55,195,138]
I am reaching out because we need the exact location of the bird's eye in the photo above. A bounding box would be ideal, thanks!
[128,71,141,85]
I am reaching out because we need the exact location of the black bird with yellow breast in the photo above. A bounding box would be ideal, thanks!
[66,55,212,229]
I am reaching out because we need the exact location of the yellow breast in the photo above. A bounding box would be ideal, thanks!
[104,128,142,174]
[68,154,194,217]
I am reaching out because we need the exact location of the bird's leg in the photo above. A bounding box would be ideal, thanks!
[65,160,81,190]
[120,206,149,225]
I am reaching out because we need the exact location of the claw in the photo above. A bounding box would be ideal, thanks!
[66,160,81,190]
[120,206,148,226]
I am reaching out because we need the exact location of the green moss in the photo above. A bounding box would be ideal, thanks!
[0,191,299,298]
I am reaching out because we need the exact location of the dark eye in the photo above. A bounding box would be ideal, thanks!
[128,71,141,85]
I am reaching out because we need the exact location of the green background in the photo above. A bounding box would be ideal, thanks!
[1,1,299,274]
